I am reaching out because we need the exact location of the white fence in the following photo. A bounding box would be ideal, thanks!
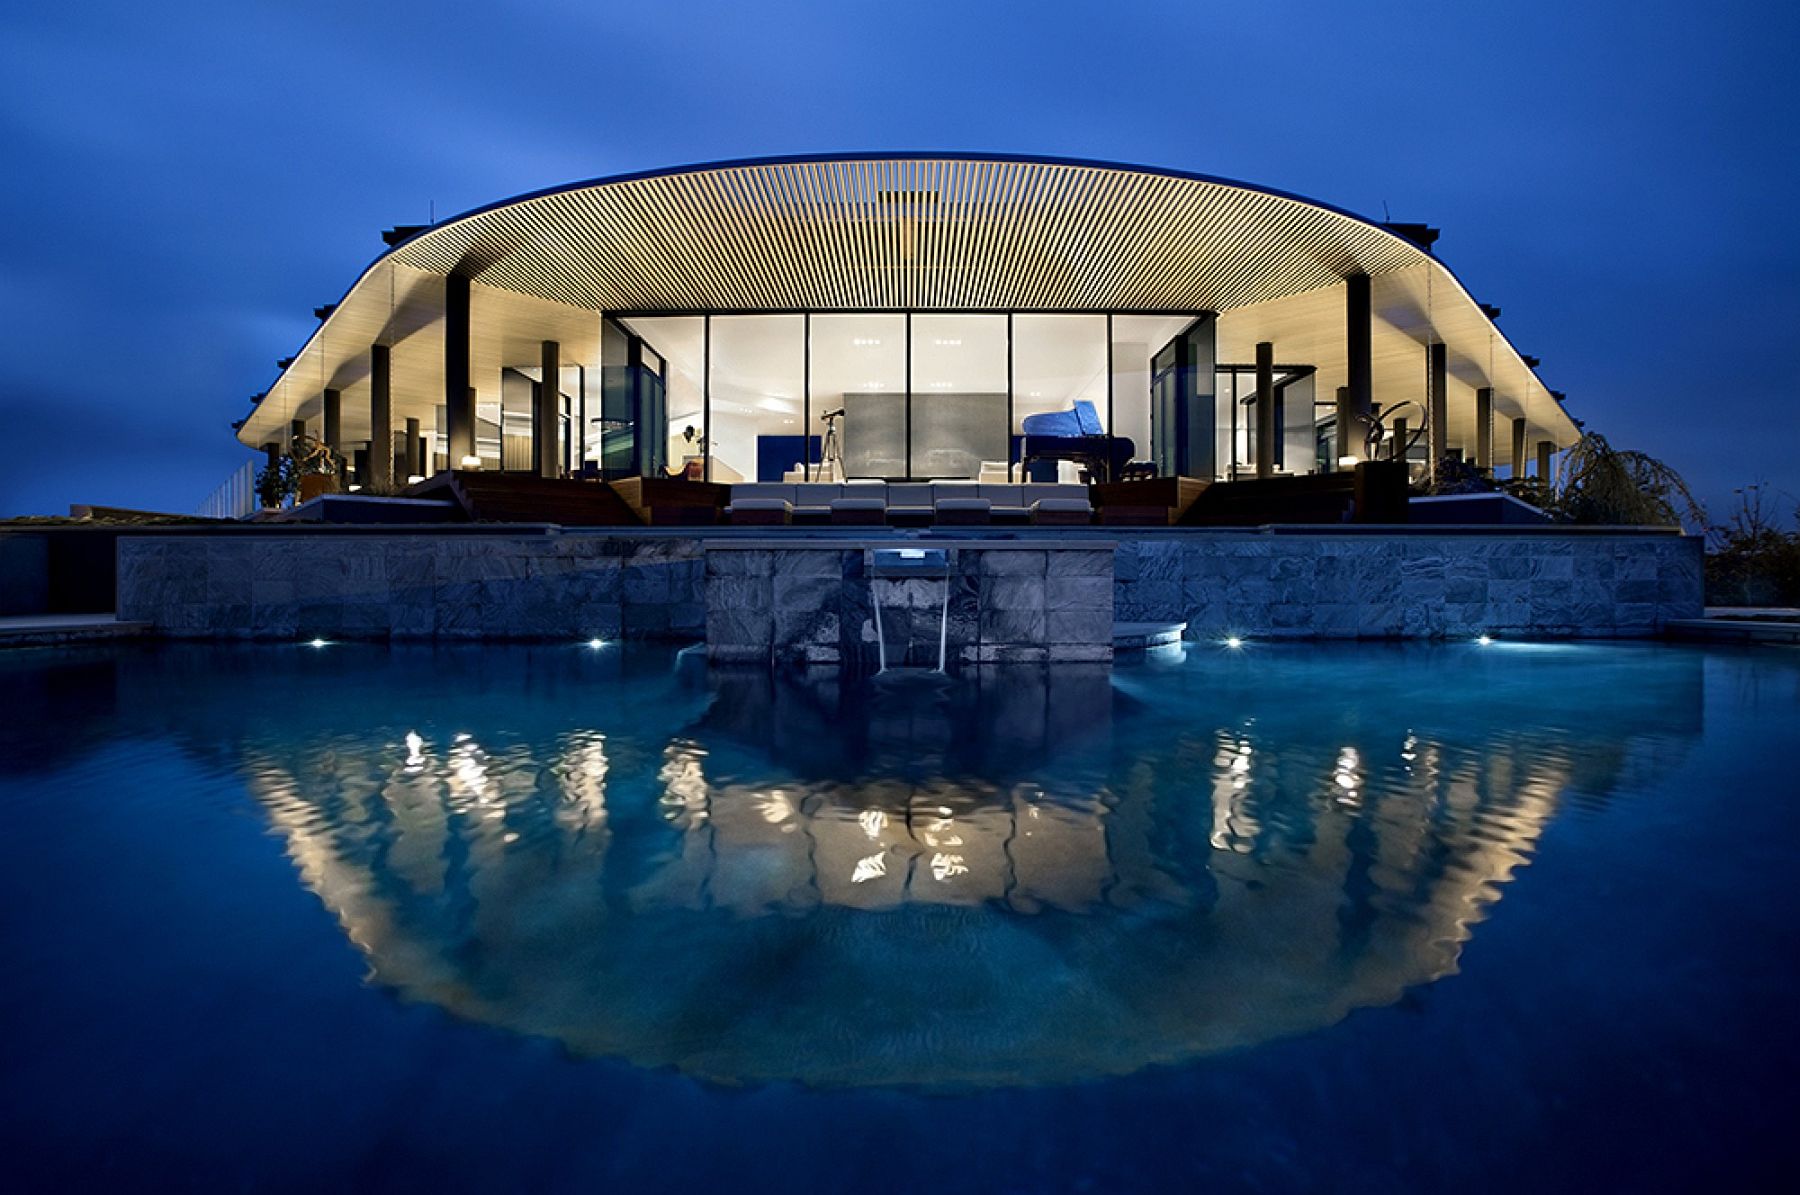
[196,460,258,520]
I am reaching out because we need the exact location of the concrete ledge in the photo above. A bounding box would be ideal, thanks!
[1666,618,1800,644]
[0,614,153,649]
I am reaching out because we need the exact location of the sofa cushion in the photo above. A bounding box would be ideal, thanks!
[793,482,844,505]
[731,483,796,504]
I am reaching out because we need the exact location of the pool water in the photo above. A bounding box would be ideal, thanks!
[2,640,1796,1191]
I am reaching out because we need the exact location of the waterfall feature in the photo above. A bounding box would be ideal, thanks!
[867,547,954,674]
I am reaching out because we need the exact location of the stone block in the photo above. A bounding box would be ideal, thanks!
[205,573,251,605]
[983,577,1046,611]
[1269,602,1313,629]
[1399,553,1446,581]
[389,604,435,637]
[708,575,772,611]
[622,566,673,605]
[773,549,843,578]
[1046,549,1112,577]
[980,606,1046,645]
[1134,542,1182,581]
[1118,580,1182,621]
[1045,608,1112,645]
[1047,644,1112,662]
[1269,554,1314,584]
[623,604,673,636]
[1045,575,1111,612]
[707,549,772,577]
[978,550,1047,577]
[1311,603,1360,636]
[1444,577,1488,605]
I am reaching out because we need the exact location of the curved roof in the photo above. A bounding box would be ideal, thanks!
[239,153,1577,452]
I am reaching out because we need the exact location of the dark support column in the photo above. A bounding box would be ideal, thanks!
[1427,343,1447,480]
[322,388,343,480]
[369,345,393,488]
[576,364,588,475]
[1254,341,1276,479]
[404,417,423,480]
[289,418,306,444]
[1511,417,1528,479]
[1392,417,1409,463]
[535,339,560,478]
[444,273,473,466]
[1334,385,1353,466]
[1345,273,1373,444]
[1536,439,1554,482]
[1474,387,1494,471]
[262,442,280,472]
[352,447,370,487]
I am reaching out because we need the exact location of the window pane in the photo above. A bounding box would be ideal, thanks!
[809,314,906,480]
[1113,315,1207,477]
[709,315,805,483]
[618,316,703,479]
[910,314,1007,479]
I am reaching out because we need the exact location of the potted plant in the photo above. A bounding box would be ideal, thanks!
[291,434,342,503]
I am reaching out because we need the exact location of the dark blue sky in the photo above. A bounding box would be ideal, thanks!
[2,0,1795,522]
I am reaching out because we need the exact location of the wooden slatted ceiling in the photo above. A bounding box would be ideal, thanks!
[387,160,1419,312]
[240,156,1575,453]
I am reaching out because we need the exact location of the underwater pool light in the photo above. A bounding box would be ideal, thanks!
[1477,634,1493,646]
[585,638,607,649]
[307,638,330,648]
[1225,636,1244,649]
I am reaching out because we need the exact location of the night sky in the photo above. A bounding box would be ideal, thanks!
[2,0,1794,523]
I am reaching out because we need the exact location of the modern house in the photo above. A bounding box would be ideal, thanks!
[97,152,1696,655]
[234,153,1579,500]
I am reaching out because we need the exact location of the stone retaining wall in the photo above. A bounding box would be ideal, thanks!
[118,533,703,640]
[114,528,1704,647]
[1113,531,1703,639]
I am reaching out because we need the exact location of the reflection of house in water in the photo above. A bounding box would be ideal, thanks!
[101,643,1705,1088]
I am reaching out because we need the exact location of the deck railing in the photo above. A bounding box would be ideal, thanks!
[196,460,258,520]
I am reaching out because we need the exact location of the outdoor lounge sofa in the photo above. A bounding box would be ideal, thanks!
[724,481,1091,526]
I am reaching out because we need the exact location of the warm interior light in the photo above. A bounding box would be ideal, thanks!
[459,455,482,469]
[1337,455,1360,468]
[406,474,425,485]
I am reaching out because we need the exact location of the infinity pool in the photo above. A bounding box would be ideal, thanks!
[2,641,1795,1190]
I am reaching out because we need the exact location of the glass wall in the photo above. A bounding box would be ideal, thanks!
[588,310,1317,483]
[1218,363,1322,478]
[1116,315,1212,478]
[810,314,906,480]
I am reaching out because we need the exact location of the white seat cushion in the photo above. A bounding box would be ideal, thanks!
[1031,497,1090,513]
[727,497,793,513]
